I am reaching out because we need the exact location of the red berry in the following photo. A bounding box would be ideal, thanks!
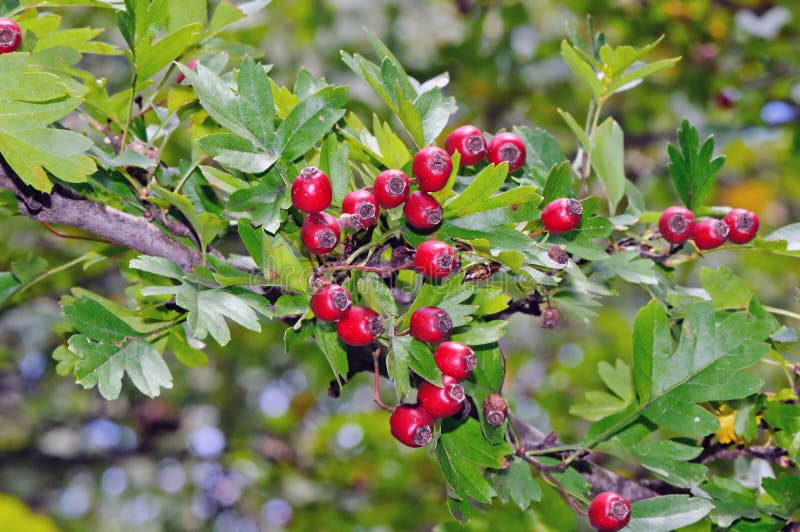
[414,240,458,279]
[412,146,453,192]
[300,212,340,255]
[310,284,352,322]
[418,375,465,418]
[404,191,443,230]
[434,342,476,380]
[291,167,332,213]
[342,189,380,229]
[410,306,453,344]
[723,208,759,244]
[336,306,384,346]
[445,125,487,166]
[389,404,434,448]
[541,198,582,234]
[692,218,729,250]
[374,169,410,208]
[0,18,22,54]
[588,492,631,532]
[659,206,695,245]
[487,132,526,172]
[177,59,199,84]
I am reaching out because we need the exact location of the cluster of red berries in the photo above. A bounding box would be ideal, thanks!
[658,206,759,250]
[0,18,22,54]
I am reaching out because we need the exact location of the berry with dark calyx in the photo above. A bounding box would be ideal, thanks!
[482,393,508,427]
[692,218,729,250]
[659,206,695,245]
[548,246,569,265]
[418,375,465,419]
[300,212,340,255]
[541,198,582,234]
[404,191,443,230]
[410,306,453,344]
[487,132,526,172]
[291,167,332,213]
[414,240,458,279]
[310,284,352,322]
[412,146,453,192]
[588,492,631,532]
[389,404,434,448]
[177,59,199,84]
[541,307,560,329]
[342,188,380,228]
[336,306,384,346]
[445,125,487,166]
[723,208,759,244]
[434,341,476,380]
[0,18,22,54]
[373,169,410,208]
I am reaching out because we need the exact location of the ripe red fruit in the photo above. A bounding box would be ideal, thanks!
[177,59,199,84]
[342,189,380,228]
[692,218,729,250]
[336,306,384,346]
[445,125,487,166]
[487,132,526,172]
[410,306,453,344]
[310,284,352,322]
[418,375,465,418]
[404,191,443,230]
[588,492,631,532]
[723,208,759,244]
[433,342,476,380]
[291,167,332,213]
[389,404,434,448]
[0,18,22,54]
[541,198,582,234]
[659,206,695,245]
[300,212,340,255]
[414,240,458,279]
[373,169,410,208]
[412,146,453,192]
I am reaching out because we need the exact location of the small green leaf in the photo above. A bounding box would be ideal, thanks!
[357,273,399,316]
[541,161,573,205]
[450,320,506,345]
[667,120,725,209]
[699,267,754,310]
[444,162,509,217]
[313,321,349,381]
[557,108,590,150]
[198,133,277,173]
[764,223,800,251]
[11,253,48,284]
[62,297,139,343]
[440,417,514,469]
[591,118,626,214]
[625,495,713,532]
[272,86,348,163]
[129,255,185,280]
[632,300,671,404]
[561,39,603,97]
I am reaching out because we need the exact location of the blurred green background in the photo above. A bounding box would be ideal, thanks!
[2,0,800,530]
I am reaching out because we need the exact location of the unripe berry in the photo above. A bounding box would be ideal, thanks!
[418,375,465,418]
[291,167,332,213]
[433,341,476,380]
[177,59,199,84]
[0,18,22,54]
[723,208,759,244]
[482,393,508,427]
[541,307,560,329]
[342,189,380,229]
[487,132,526,172]
[692,218,729,250]
[588,492,631,532]
[336,306,384,346]
[414,240,458,279]
[412,146,453,192]
[300,212,340,255]
[659,206,695,245]
[373,169,410,208]
[310,284,352,322]
[404,191,443,230]
[390,404,434,448]
[410,306,453,344]
[445,125,487,166]
[541,198,582,234]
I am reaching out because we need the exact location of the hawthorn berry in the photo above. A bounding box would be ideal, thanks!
[0,18,22,54]
[659,206,695,245]
[487,132,526,172]
[482,393,508,427]
[418,375,465,418]
[414,240,458,279]
[177,59,199,84]
[445,125,487,166]
[541,307,560,329]
[692,218,729,250]
[410,306,453,344]
[541,198,582,234]
[300,212,340,255]
[336,306,384,346]
[433,341,476,380]
[412,146,453,192]
[373,169,410,208]
[389,404,434,448]
[588,492,631,532]
[404,191,443,230]
[723,208,759,244]
[342,189,380,228]
[310,284,351,322]
[291,167,332,213]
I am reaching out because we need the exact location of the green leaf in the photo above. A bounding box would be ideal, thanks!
[641,394,719,437]
[632,300,671,404]
[558,108,590,150]
[319,134,352,206]
[471,344,505,391]
[443,162,509,217]
[440,417,514,469]
[590,251,658,285]
[699,267,754,310]
[436,445,496,504]
[591,118,626,214]
[357,273,399,316]
[415,87,457,146]
[226,181,287,233]
[11,253,48,285]
[541,161,573,205]
[207,0,272,38]
[236,56,275,146]
[392,335,441,387]
[129,255,185,280]
[272,86,348,163]
[667,119,725,209]
[0,272,21,306]
[607,57,681,95]
[167,328,209,367]
[135,23,201,85]
[515,125,566,182]
[198,133,277,173]
[62,297,139,343]
[764,223,800,252]
[569,390,629,421]
[762,474,800,515]
[625,495,713,532]
[561,39,603,97]
[450,320,506,345]
[313,322,349,381]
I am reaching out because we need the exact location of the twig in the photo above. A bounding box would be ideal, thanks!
[372,349,394,413]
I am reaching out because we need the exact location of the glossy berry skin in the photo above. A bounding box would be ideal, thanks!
[0,18,22,54]
[445,125,487,166]
[659,206,695,245]
[414,240,458,279]
[373,169,410,208]
[588,492,631,532]
[723,208,759,244]
[390,404,434,448]
[176,59,199,84]
[310,284,351,322]
[337,306,384,346]
[541,198,582,234]
[434,342,476,380]
[410,306,453,344]
[300,212,340,255]
[342,189,380,228]
[487,132,526,172]
[404,191,443,230]
[412,146,453,192]
[692,219,729,250]
[418,375,465,419]
[291,167,332,213]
